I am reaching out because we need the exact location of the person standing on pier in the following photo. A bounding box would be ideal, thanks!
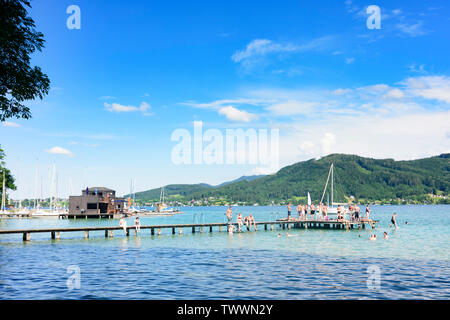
[226,206,233,232]
[287,203,292,220]
[310,203,315,220]
[297,203,302,220]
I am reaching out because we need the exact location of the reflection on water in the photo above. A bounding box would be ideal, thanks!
[0,205,449,299]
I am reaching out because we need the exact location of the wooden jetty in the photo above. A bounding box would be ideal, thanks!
[0,219,378,242]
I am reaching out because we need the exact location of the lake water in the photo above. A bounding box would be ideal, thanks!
[0,205,449,299]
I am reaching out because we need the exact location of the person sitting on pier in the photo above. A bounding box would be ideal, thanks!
[237,213,243,232]
[243,216,250,231]
[119,217,127,234]
[134,217,141,233]
[248,214,257,231]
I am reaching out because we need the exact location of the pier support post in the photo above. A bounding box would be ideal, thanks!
[282,223,285,230]
[151,228,155,236]
[85,231,89,239]
[362,223,366,229]
[210,226,213,233]
[105,230,108,237]
[288,223,291,230]
[264,224,267,231]
[51,231,55,240]
[23,232,30,241]
[192,227,195,234]
[172,228,175,235]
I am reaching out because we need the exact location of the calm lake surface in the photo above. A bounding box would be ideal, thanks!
[0,205,449,299]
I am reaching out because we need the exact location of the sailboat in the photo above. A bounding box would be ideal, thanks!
[319,163,339,216]
[152,186,182,214]
[31,163,64,218]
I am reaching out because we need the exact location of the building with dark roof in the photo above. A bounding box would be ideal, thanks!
[69,187,124,218]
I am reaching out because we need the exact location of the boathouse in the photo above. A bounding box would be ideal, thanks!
[68,187,124,218]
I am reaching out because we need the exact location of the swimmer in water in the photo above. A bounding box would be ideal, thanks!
[383,232,388,240]
[277,233,282,238]
[369,234,377,241]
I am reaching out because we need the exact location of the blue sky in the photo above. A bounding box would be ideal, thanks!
[1,0,450,199]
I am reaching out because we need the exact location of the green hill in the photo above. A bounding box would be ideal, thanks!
[130,153,450,205]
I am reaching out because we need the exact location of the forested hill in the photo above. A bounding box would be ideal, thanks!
[130,153,450,205]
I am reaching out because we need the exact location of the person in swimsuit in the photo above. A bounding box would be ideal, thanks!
[365,204,370,220]
[119,217,127,234]
[322,204,328,220]
[310,203,315,219]
[297,203,302,220]
[226,206,233,233]
[243,216,250,231]
[287,203,292,221]
[134,216,141,232]
[237,213,243,232]
[391,213,398,230]
[369,234,377,241]
[249,214,257,231]
[354,204,360,221]
[383,232,388,240]
[301,204,305,220]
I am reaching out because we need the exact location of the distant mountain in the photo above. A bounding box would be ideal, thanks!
[127,183,213,201]
[216,175,266,187]
[128,153,450,204]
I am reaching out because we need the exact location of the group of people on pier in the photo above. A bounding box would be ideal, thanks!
[286,202,372,222]
[226,206,257,233]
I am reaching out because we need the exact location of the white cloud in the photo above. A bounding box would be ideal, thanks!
[383,88,404,99]
[396,21,427,37]
[345,57,355,64]
[2,121,20,127]
[231,36,335,66]
[267,100,317,116]
[99,96,116,100]
[104,101,152,115]
[404,76,450,103]
[46,146,74,157]
[218,106,258,122]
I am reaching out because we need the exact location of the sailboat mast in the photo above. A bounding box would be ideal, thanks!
[1,170,5,212]
[34,159,38,210]
[331,163,334,206]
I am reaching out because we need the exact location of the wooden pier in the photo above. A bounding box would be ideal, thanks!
[0,219,378,242]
